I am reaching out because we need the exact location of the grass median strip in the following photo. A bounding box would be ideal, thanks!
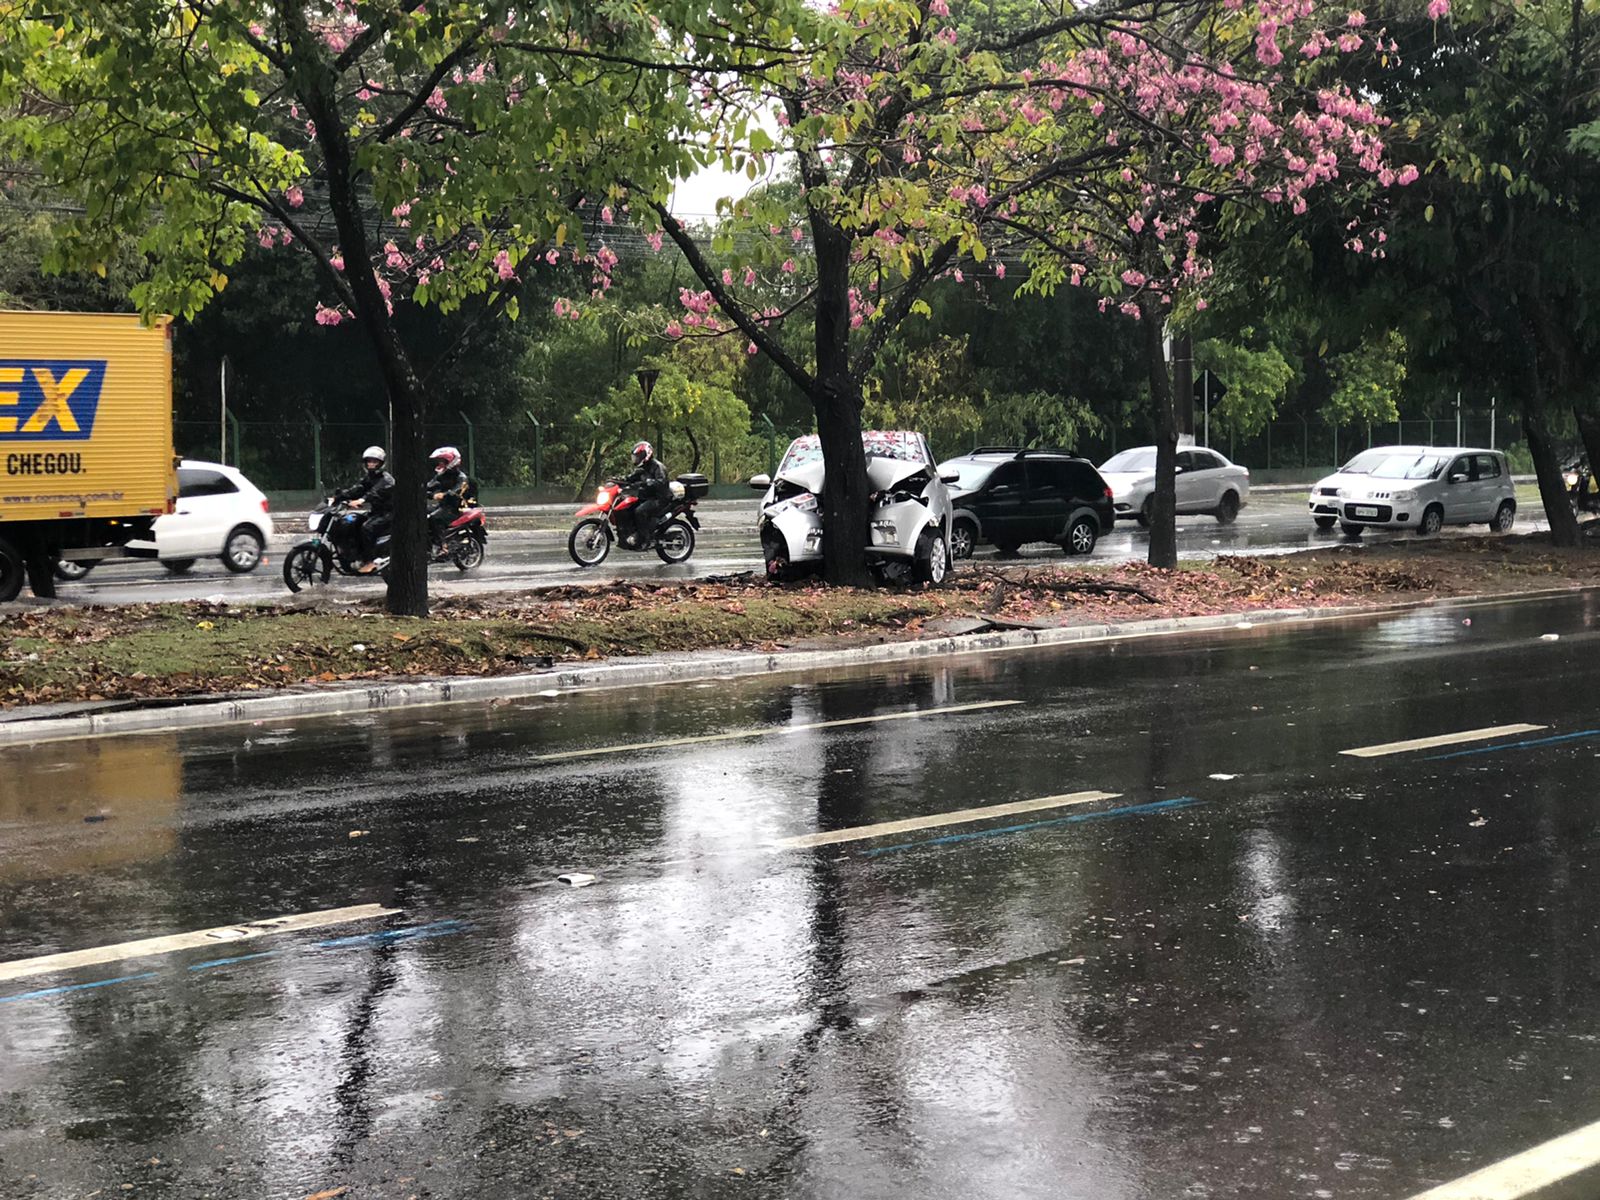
[532,699,1021,763]
[0,903,399,983]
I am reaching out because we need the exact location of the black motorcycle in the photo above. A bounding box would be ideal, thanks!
[1564,461,1600,515]
[283,501,489,592]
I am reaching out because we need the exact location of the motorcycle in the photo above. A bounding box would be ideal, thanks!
[282,501,487,592]
[1564,461,1600,515]
[567,473,708,567]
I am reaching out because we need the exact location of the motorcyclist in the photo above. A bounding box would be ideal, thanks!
[332,446,394,572]
[621,440,669,546]
[426,445,471,552]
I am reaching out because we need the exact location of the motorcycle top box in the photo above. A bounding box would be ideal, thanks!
[672,473,711,500]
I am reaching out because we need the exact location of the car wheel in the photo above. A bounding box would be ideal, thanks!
[914,530,948,585]
[1215,492,1240,524]
[222,526,265,573]
[1339,522,1365,538]
[1419,506,1444,536]
[950,519,977,560]
[54,559,95,581]
[1136,496,1153,528]
[1314,516,1338,530]
[1064,516,1098,556]
[162,558,197,575]
[1492,501,1516,533]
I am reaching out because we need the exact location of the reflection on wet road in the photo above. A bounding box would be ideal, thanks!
[3,591,1600,1198]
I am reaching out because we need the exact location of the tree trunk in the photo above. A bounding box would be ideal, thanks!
[282,0,429,616]
[812,220,873,586]
[1525,407,1579,546]
[1140,298,1179,569]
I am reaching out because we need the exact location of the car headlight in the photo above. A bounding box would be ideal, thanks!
[1565,472,1579,487]
[790,492,819,513]
[1391,489,1418,503]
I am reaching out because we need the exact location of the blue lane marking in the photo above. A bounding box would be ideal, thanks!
[860,796,1203,858]
[1424,729,1600,761]
[188,949,285,972]
[315,919,469,949]
[0,971,157,1004]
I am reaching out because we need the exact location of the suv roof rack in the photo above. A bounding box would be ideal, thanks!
[968,445,1081,459]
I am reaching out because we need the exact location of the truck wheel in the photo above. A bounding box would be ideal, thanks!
[0,536,23,603]
[54,559,95,581]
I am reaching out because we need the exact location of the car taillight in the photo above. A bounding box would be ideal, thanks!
[260,498,271,513]
[1103,486,1113,500]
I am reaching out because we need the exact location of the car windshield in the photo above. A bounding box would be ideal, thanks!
[1369,453,1448,480]
[940,460,998,490]
[777,435,824,475]
[1102,448,1156,472]
[1338,449,1396,475]
[780,431,928,474]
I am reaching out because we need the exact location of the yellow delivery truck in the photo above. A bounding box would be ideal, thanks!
[0,310,178,601]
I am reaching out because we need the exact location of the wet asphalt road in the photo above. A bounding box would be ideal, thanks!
[4,592,1600,1198]
[42,491,1548,606]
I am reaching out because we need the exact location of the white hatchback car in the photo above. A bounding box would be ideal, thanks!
[1101,445,1251,525]
[58,460,274,579]
[1307,446,1516,536]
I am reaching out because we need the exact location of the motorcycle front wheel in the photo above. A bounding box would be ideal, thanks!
[655,519,696,564]
[283,542,332,593]
[450,534,485,571]
[568,518,613,567]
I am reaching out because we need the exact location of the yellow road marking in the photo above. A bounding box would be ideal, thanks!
[531,700,1022,763]
[1340,724,1546,758]
[770,790,1121,850]
[0,904,399,983]
[1403,1115,1600,1199]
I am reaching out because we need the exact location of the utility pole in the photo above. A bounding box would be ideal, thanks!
[1455,390,1462,445]
[219,356,230,464]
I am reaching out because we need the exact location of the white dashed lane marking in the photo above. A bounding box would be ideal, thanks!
[1340,724,1546,758]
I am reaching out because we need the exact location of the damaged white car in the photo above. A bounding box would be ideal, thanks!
[749,431,955,584]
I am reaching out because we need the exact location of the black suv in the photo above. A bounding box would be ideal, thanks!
[938,447,1116,558]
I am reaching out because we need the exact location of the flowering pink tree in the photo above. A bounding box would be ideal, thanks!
[3,0,807,613]
[606,0,1411,576]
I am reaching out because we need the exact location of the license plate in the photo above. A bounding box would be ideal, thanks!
[1354,506,1379,518]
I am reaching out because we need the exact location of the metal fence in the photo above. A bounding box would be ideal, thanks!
[175,418,813,496]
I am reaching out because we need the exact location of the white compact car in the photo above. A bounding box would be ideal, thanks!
[57,460,274,579]
[1307,446,1516,536]
[1101,445,1251,525]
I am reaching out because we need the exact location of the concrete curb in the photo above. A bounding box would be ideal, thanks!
[2,584,1589,746]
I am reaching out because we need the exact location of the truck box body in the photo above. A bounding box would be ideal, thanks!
[0,310,176,523]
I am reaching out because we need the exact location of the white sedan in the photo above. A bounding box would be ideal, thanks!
[57,460,274,579]
[1101,445,1251,525]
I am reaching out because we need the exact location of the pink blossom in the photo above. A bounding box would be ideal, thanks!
[722,268,734,285]
[329,253,345,271]
[285,186,304,209]
[391,201,411,219]
[494,250,515,281]
[1396,164,1420,185]
[995,262,1006,279]
[1195,299,1209,311]
[425,88,447,115]
[744,267,757,287]
[314,304,344,326]
[601,206,614,225]
[954,269,964,283]
[781,259,796,274]
[1426,0,1449,17]
[1346,9,1366,25]
[665,321,684,339]
[747,342,758,355]
[646,231,665,253]
[248,22,264,37]
[1128,213,1146,233]
[929,0,950,13]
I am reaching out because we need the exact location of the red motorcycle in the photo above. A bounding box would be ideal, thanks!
[432,505,488,569]
[568,474,708,566]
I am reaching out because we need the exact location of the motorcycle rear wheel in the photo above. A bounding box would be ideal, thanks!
[283,543,331,593]
[654,519,695,564]
[568,518,613,567]
[450,535,485,571]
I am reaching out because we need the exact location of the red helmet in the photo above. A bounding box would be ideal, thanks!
[632,441,654,467]
[429,445,462,472]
